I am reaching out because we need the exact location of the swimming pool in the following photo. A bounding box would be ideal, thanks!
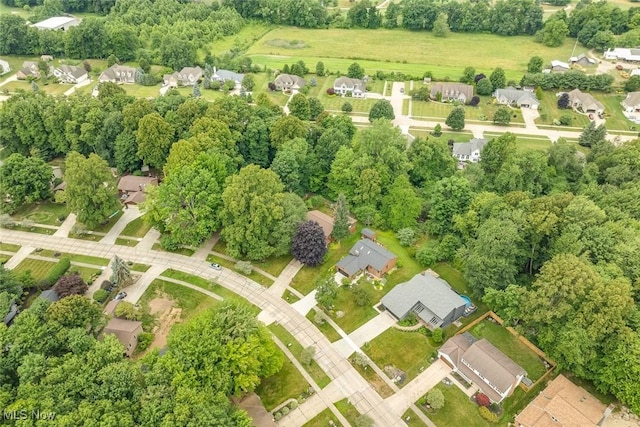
[460,295,472,307]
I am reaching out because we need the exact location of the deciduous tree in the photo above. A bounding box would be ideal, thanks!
[53,273,88,298]
[445,106,465,130]
[369,100,395,122]
[291,221,327,266]
[136,113,175,169]
[0,154,52,214]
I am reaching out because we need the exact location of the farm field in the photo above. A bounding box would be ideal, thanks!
[246,28,576,81]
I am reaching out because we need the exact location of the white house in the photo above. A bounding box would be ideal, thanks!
[604,48,640,62]
[622,92,640,113]
[32,16,79,31]
[452,138,487,163]
[273,73,306,92]
[53,64,88,84]
[550,60,570,73]
[333,76,366,98]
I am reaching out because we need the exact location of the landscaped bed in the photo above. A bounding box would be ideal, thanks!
[350,357,395,398]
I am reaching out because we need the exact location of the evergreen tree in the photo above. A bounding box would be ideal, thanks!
[332,193,351,241]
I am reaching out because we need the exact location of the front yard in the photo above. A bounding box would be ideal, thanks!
[411,96,525,125]
[119,215,152,238]
[10,202,68,226]
[255,352,310,411]
[419,383,493,427]
[13,258,58,281]
[364,328,438,386]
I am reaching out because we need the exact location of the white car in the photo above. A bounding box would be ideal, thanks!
[114,291,127,300]
[209,263,222,271]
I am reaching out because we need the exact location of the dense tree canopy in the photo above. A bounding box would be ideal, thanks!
[0,154,51,214]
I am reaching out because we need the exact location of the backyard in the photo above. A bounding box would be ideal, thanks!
[364,328,438,386]
[10,202,68,226]
[420,383,493,427]
[470,319,547,382]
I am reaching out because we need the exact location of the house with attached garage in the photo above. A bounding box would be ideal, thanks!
[335,239,397,279]
[163,66,203,87]
[494,87,539,109]
[622,91,640,113]
[333,76,366,98]
[99,64,136,84]
[117,175,158,206]
[381,271,468,329]
[430,82,473,103]
[53,64,88,84]
[439,334,527,403]
[274,73,306,92]
[564,89,604,116]
[452,138,487,163]
[211,67,245,88]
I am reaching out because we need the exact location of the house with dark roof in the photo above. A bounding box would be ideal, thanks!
[211,67,245,88]
[453,138,487,163]
[439,334,527,403]
[494,87,539,109]
[274,73,306,91]
[99,64,136,84]
[430,83,474,103]
[102,317,143,357]
[336,239,397,279]
[361,228,376,241]
[564,89,604,116]
[39,289,60,303]
[515,375,610,427]
[381,271,467,329]
[333,76,366,98]
[53,64,88,84]
[117,175,158,205]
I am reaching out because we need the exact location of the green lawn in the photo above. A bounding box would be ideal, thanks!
[115,237,138,247]
[334,399,361,425]
[402,408,429,427]
[121,84,162,98]
[36,251,109,267]
[365,328,437,385]
[129,263,150,272]
[409,129,473,142]
[376,229,424,288]
[0,243,20,252]
[306,309,342,343]
[2,80,70,96]
[208,23,273,55]
[211,239,291,277]
[139,279,219,320]
[470,320,547,381]
[256,355,310,411]
[330,284,380,333]
[11,202,68,226]
[350,357,395,398]
[483,133,553,152]
[206,254,274,287]
[88,209,124,233]
[421,384,492,427]
[535,91,590,129]
[247,27,576,80]
[594,93,639,131]
[160,268,254,308]
[69,265,101,283]
[119,215,152,238]
[0,3,29,17]
[283,289,300,304]
[268,324,331,388]
[151,243,195,257]
[12,258,58,281]
[411,97,524,125]
[301,408,340,427]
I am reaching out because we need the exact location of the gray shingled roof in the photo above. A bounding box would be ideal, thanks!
[335,239,396,276]
[453,138,487,158]
[214,69,244,83]
[58,64,87,79]
[462,339,527,393]
[430,82,474,100]
[39,289,59,303]
[381,272,467,322]
[334,76,365,91]
[495,87,539,106]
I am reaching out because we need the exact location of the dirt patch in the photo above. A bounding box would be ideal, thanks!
[147,294,182,352]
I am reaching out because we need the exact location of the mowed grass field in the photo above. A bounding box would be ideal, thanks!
[247,28,576,80]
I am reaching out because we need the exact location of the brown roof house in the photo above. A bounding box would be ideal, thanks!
[439,334,527,403]
[306,210,356,245]
[164,66,203,87]
[565,89,604,115]
[117,175,158,205]
[336,239,397,279]
[99,64,136,84]
[430,83,474,103]
[274,73,306,92]
[103,317,143,357]
[515,374,610,427]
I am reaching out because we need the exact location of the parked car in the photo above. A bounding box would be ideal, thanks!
[209,263,222,271]
[589,113,594,120]
[114,291,127,300]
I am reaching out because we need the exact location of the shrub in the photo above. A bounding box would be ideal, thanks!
[478,406,498,423]
[416,245,437,267]
[115,301,141,320]
[426,388,445,410]
[45,257,71,287]
[53,273,88,297]
[274,411,282,421]
[558,115,572,126]
[234,260,253,275]
[432,328,444,344]
[396,228,416,246]
[326,87,335,95]
[353,287,372,307]
[313,311,326,325]
[353,352,369,367]
[100,280,112,290]
[93,289,109,303]
[0,214,15,228]
[137,332,155,351]
[342,102,353,113]
[281,406,289,415]
[476,393,491,407]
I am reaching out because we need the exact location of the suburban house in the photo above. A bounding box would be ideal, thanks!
[0,59,10,75]
[361,228,377,242]
[53,64,88,84]
[333,76,366,98]
[550,60,570,73]
[306,210,355,245]
[38,289,60,303]
[32,16,80,31]
[570,54,596,67]
[439,334,527,403]
[453,138,487,163]
[430,83,474,103]
[515,375,610,427]
[604,48,640,62]
[102,317,143,357]
[494,87,540,109]
[632,69,640,77]
[336,239,397,279]
[381,271,467,329]
[99,64,136,84]
[117,175,159,205]
[564,89,604,116]
[163,66,203,87]
[16,61,53,80]
[274,73,306,91]
[622,91,640,112]
[211,67,245,88]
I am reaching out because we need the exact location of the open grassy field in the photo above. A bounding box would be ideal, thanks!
[208,24,273,56]
[11,202,68,226]
[256,353,310,411]
[470,319,547,381]
[247,28,576,80]
[365,328,438,385]
[411,97,525,125]
[0,3,29,17]
[13,258,58,281]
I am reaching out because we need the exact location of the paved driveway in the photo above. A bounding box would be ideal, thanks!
[520,107,540,130]
[385,359,452,415]
[100,207,140,245]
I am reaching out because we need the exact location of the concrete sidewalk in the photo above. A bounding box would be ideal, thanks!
[122,265,166,303]
[268,259,303,297]
[53,213,77,237]
[193,233,219,261]
[100,207,140,245]
[137,228,160,250]
[290,290,317,316]
[332,312,396,358]
[4,246,35,269]
[385,359,451,416]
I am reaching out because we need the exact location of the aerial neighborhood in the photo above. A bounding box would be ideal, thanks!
[0,1,639,427]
